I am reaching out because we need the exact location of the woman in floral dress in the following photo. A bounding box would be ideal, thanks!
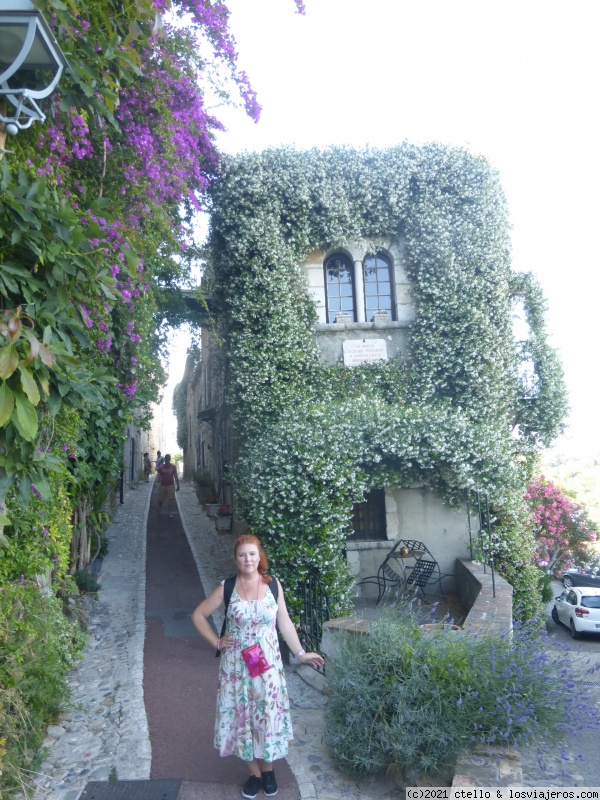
[192,534,324,799]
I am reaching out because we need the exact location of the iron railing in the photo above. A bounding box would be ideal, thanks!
[297,573,331,674]
[467,488,496,598]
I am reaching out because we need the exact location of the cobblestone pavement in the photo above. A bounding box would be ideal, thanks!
[16,480,600,800]
[19,481,153,800]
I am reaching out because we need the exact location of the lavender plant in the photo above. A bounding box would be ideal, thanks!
[325,607,598,783]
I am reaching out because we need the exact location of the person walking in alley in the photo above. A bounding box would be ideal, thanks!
[156,454,180,517]
[143,452,151,482]
[192,534,324,799]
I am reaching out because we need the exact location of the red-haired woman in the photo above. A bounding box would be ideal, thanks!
[192,534,324,799]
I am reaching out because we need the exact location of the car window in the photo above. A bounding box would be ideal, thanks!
[568,591,578,605]
[581,596,600,609]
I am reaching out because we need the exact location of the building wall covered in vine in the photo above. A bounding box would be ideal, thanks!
[195,144,567,621]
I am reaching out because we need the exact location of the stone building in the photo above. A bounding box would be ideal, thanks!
[175,142,566,614]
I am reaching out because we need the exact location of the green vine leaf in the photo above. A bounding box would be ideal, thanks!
[0,345,19,380]
[11,393,38,441]
[18,365,41,406]
[0,381,15,427]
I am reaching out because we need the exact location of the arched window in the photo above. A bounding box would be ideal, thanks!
[363,253,394,321]
[324,253,355,323]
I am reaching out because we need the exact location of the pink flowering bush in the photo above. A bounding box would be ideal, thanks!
[525,477,598,576]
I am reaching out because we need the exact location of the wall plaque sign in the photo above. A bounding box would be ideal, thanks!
[343,338,388,367]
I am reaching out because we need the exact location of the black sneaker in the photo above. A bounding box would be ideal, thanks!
[262,770,278,797]
[242,775,261,799]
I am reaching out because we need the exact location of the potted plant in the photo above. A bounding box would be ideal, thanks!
[205,495,220,517]
[335,312,352,324]
[194,469,215,504]
[215,505,233,531]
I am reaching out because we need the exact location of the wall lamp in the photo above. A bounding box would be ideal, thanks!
[0,0,68,135]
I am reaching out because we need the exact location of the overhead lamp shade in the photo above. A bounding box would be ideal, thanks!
[0,19,59,71]
[0,0,68,130]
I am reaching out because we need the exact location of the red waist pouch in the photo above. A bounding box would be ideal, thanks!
[240,643,272,677]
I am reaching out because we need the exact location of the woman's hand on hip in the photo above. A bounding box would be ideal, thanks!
[219,633,236,649]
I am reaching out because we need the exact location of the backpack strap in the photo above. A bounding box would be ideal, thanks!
[216,576,236,657]
[215,575,279,657]
[269,576,279,603]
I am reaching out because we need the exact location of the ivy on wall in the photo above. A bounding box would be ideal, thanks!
[207,145,567,620]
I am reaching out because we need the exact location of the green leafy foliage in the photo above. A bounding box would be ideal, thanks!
[0,583,86,795]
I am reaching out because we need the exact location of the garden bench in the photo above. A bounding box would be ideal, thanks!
[358,538,449,605]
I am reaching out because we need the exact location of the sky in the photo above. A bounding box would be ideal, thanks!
[163,0,600,458]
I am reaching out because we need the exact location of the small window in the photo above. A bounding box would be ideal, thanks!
[349,488,387,541]
[325,253,355,323]
[363,254,393,321]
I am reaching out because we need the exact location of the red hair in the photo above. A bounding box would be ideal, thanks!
[234,535,272,584]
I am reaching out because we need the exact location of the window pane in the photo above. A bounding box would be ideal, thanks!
[362,253,394,322]
[325,252,355,322]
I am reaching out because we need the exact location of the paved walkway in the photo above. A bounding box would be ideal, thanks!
[20,480,398,800]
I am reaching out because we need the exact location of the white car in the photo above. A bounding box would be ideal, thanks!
[552,587,600,639]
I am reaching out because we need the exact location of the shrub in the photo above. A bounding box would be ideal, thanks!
[0,583,86,796]
[193,469,215,504]
[73,570,101,596]
[324,605,598,784]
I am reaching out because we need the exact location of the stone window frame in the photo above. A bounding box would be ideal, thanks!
[323,249,397,324]
[323,246,397,324]
[301,237,414,326]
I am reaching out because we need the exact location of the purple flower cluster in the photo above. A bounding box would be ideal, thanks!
[36,104,94,178]
[116,44,223,213]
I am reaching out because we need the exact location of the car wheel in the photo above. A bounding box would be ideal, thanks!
[551,606,559,624]
[569,619,581,640]
[563,576,574,589]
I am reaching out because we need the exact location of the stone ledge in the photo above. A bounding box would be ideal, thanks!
[453,745,522,787]
[315,320,411,331]
[456,558,513,637]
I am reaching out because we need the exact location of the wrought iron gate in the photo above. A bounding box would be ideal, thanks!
[297,573,331,674]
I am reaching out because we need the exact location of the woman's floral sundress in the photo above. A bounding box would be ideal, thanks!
[214,581,293,761]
